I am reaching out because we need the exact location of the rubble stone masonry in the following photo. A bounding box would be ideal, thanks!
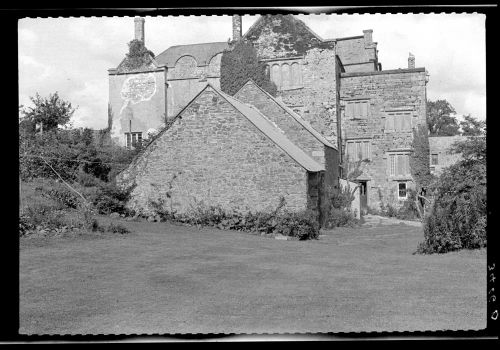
[340,68,428,208]
[117,86,310,215]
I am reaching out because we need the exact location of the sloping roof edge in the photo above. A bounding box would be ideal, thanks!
[234,79,337,150]
[242,15,324,42]
[120,83,324,174]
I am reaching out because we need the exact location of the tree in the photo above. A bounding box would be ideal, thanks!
[460,114,485,136]
[427,99,460,136]
[20,92,76,133]
[220,40,277,96]
[416,136,486,254]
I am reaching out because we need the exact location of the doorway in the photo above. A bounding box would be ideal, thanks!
[358,181,368,215]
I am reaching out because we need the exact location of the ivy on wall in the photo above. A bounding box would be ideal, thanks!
[244,15,335,57]
[409,123,434,191]
[119,39,156,72]
[220,40,277,97]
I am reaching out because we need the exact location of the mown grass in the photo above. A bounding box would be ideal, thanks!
[20,217,486,334]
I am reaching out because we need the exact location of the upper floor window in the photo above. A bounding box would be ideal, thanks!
[269,60,303,91]
[385,111,412,132]
[388,152,411,177]
[345,100,370,119]
[125,132,142,149]
[346,139,371,161]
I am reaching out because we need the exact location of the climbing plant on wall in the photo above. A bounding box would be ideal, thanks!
[220,40,277,97]
[120,39,155,72]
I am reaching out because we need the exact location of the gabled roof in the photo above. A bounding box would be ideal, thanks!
[242,14,324,42]
[140,83,324,173]
[216,87,324,172]
[234,79,337,150]
[155,42,229,68]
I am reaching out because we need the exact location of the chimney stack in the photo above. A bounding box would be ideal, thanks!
[232,15,242,41]
[408,52,415,69]
[363,29,373,46]
[134,17,145,43]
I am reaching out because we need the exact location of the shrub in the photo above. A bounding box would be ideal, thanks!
[323,186,360,228]
[274,210,320,240]
[396,190,421,221]
[147,196,319,240]
[416,137,486,254]
[106,223,130,234]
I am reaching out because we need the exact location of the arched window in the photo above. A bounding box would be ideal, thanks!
[291,62,302,88]
[271,64,281,90]
[281,63,290,90]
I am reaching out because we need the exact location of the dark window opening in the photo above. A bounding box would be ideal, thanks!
[398,182,407,199]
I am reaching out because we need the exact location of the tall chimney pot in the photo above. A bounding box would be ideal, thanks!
[363,29,373,45]
[134,17,145,43]
[408,52,415,69]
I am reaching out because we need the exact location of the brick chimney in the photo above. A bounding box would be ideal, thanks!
[408,52,415,69]
[232,15,242,41]
[363,29,373,46]
[134,17,145,43]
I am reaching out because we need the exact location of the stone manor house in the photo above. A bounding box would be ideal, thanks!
[110,15,429,218]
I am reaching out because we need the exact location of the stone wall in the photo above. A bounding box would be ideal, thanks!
[108,69,166,146]
[429,136,466,176]
[335,33,378,73]
[166,54,222,118]
[340,68,428,209]
[233,81,326,166]
[279,48,341,145]
[117,86,310,215]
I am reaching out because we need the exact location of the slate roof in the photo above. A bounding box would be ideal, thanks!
[155,42,229,68]
[235,80,337,150]
[215,87,324,172]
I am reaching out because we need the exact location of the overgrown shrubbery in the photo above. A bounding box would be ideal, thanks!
[323,185,360,228]
[147,197,320,240]
[416,136,486,254]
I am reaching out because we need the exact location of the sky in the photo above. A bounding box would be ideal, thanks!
[18,12,486,129]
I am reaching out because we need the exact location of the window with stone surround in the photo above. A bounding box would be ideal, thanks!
[268,59,303,91]
[345,100,370,119]
[346,139,371,161]
[387,151,411,177]
[398,182,408,199]
[385,110,412,132]
[125,132,142,149]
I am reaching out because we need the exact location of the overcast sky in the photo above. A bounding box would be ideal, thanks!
[18,13,486,129]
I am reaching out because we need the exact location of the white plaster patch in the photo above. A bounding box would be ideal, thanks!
[120,73,157,106]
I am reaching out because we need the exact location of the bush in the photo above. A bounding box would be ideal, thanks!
[323,186,360,228]
[416,137,486,254]
[147,197,319,240]
[106,223,130,234]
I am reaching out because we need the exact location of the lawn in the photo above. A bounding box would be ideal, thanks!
[19,217,486,334]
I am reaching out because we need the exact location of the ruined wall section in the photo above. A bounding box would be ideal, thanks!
[340,69,427,208]
[108,69,166,146]
[335,35,378,73]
